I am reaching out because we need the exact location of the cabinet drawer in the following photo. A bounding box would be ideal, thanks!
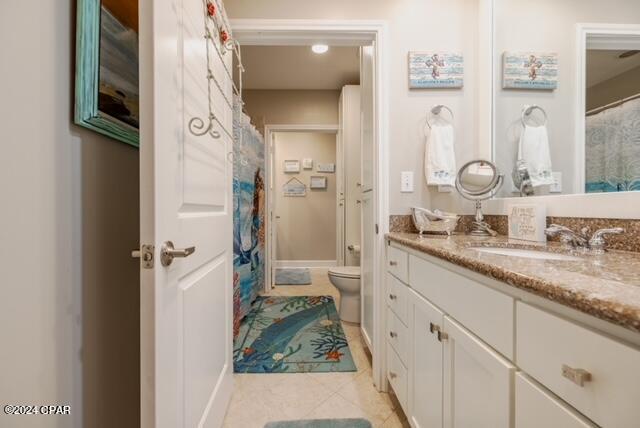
[386,307,408,365]
[515,373,596,428]
[387,245,408,283]
[410,254,514,359]
[386,273,408,325]
[517,302,640,427]
[387,344,408,412]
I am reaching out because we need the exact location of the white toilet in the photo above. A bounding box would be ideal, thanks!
[328,266,361,323]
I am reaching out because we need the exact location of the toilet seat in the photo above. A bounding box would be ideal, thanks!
[328,266,360,279]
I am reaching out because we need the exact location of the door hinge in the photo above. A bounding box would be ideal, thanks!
[132,244,154,269]
[375,224,379,234]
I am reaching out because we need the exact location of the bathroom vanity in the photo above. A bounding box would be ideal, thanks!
[384,233,640,428]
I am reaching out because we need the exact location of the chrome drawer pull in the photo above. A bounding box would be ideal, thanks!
[389,331,397,338]
[429,322,440,334]
[437,330,448,342]
[562,365,592,387]
[389,260,398,266]
[389,293,397,300]
[389,371,398,379]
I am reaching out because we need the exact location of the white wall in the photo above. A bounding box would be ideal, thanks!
[493,0,640,197]
[0,1,140,427]
[227,0,485,215]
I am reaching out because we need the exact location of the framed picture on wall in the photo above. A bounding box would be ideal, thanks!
[503,52,558,90]
[316,163,335,173]
[284,160,300,173]
[408,51,464,89]
[283,178,306,197]
[75,0,140,147]
[310,176,327,190]
[302,158,313,169]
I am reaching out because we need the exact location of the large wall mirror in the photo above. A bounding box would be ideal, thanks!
[492,0,640,199]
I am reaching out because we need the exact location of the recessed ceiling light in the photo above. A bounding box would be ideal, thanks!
[311,44,329,54]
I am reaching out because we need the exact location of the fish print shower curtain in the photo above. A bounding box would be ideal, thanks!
[586,97,640,193]
[233,100,265,337]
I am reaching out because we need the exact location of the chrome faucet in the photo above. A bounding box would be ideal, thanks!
[544,224,624,253]
[588,228,624,254]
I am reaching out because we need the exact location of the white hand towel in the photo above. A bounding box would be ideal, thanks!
[518,124,554,187]
[425,123,456,186]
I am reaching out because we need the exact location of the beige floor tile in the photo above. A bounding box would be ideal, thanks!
[381,411,412,428]
[305,393,387,427]
[336,371,396,423]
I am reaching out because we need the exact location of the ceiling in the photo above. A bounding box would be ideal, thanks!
[586,50,640,87]
[239,46,360,90]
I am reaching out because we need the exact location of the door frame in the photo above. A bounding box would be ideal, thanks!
[233,19,390,390]
[264,124,339,294]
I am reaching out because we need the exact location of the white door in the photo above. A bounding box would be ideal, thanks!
[139,0,233,426]
[443,316,515,428]
[360,190,374,347]
[410,291,444,428]
[360,45,375,192]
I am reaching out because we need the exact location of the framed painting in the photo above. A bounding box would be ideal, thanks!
[503,52,558,90]
[408,51,464,89]
[75,0,140,147]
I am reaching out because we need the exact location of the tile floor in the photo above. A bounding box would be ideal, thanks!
[223,268,410,428]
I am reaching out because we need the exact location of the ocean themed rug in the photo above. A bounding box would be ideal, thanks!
[234,296,357,373]
[264,419,372,428]
[274,268,312,285]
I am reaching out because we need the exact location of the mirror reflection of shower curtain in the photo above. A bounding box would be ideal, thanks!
[586,97,640,193]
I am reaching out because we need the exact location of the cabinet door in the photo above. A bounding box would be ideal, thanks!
[409,290,444,428]
[443,316,515,428]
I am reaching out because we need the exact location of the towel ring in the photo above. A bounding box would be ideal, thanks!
[426,104,454,129]
[521,105,547,127]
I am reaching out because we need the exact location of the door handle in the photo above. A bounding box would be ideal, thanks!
[161,241,196,266]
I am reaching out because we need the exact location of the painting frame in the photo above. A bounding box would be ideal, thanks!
[284,159,300,173]
[408,51,464,89]
[502,51,558,90]
[310,176,327,190]
[75,0,139,147]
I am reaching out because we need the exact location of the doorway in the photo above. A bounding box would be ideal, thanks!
[232,19,389,389]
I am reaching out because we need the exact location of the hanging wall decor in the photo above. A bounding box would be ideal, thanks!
[310,176,328,189]
[284,159,300,173]
[503,52,558,90]
[302,158,314,169]
[283,177,307,197]
[316,163,335,173]
[75,0,140,146]
[408,51,464,89]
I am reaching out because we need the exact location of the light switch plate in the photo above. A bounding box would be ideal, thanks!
[401,171,414,193]
[550,172,562,193]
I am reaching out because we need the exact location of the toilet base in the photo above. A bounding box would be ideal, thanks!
[339,294,361,323]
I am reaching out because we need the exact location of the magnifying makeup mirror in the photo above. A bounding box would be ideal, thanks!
[455,160,504,236]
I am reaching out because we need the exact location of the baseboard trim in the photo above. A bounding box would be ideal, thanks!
[274,260,337,268]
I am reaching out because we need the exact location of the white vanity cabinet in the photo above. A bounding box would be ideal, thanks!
[386,241,640,428]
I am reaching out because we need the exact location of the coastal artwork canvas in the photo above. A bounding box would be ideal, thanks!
[98,1,140,129]
[233,115,266,338]
[503,52,558,90]
[408,52,464,89]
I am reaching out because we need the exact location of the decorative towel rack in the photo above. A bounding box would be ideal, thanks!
[521,104,547,127]
[426,104,454,129]
[188,0,246,142]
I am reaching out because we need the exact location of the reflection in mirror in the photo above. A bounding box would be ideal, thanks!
[492,0,640,198]
[585,39,640,193]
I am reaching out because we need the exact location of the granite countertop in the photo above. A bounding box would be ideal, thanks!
[386,232,640,333]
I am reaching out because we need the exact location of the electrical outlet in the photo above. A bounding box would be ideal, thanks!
[401,171,414,193]
[550,172,562,193]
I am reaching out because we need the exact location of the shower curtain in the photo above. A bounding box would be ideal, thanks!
[585,97,640,193]
[232,98,265,337]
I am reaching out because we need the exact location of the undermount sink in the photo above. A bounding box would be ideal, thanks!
[471,247,582,261]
